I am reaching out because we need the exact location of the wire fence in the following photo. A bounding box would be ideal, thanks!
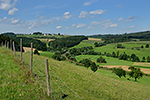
[0,40,83,100]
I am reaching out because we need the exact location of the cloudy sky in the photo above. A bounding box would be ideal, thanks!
[0,0,150,35]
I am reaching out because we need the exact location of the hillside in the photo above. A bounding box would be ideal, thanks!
[1,46,150,99]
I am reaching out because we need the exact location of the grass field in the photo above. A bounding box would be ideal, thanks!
[75,55,134,66]
[94,43,150,60]
[0,47,48,99]
[1,47,150,99]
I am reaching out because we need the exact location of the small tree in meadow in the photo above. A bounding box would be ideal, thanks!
[91,62,98,72]
[34,49,40,55]
[145,44,149,48]
[128,66,143,81]
[112,67,126,78]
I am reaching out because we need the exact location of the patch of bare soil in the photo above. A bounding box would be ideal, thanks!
[102,65,150,74]
[23,47,41,53]
[88,38,102,41]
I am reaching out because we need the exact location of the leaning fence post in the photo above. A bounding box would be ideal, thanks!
[20,38,22,61]
[30,42,33,72]
[13,41,16,56]
[45,59,50,96]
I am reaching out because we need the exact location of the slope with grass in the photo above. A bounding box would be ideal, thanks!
[0,47,48,99]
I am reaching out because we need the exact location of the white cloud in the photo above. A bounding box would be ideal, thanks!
[82,0,98,6]
[36,14,44,19]
[62,12,72,19]
[118,17,124,21]
[88,19,118,29]
[78,11,89,18]
[56,26,62,29]
[124,16,139,23]
[11,19,19,23]
[0,0,17,11]
[66,24,76,29]
[63,12,69,15]
[129,26,135,28]
[77,23,86,28]
[89,9,106,15]
[8,8,18,15]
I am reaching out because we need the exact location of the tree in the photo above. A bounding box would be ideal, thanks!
[97,56,106,63]
[112,52,116,58]
[79,58,92,68]
[58,33,60,35]
[34,49,40,55]
[116,51,119,58]
[147,56,150,62]
[128,66,143,81]
[141,57,146,62]
[112,67,126,78]
[141,45,144,48]
[145,44,149,48]
[91,62,98,72]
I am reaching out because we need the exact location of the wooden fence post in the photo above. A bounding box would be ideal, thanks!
[45,59,50,96]
[5,40,6,47]
[30,42,33,72]
[13,41,16,56]
[20,38,22,61]
[7,41,9,49]
[10,40,12,50]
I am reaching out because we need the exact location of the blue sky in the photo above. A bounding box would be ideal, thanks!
[0,0,150,35]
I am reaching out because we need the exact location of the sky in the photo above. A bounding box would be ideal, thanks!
[0,0,150,35]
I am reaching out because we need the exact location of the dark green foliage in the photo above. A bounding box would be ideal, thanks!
[34,49,40,55]
[131,54,140,62]
[141,45,144,48]
[33,32,42,35]
[79,58,92,68]
[147,56,150,62]
[97,56,107,63]
[141,57,146,62]
[12,37,47,51]
[106,53,111,57]
[112,67,126,78]
[128,66,143,81]
[52,52,66,61]
[119,52,128,60]
[145,44,149,48]
[112,52,116,58]
[94,42,106,47]
[48,36,88,50]
[117,44,125,49]
[91,62,98,72]
[116,51,119,58]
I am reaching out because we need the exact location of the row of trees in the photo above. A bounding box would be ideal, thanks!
[48,36,88,51]
[112,66,143,81]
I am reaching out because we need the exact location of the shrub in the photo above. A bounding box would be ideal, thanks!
[34,49,40,55]
[91,62,98,72]
[112,67,126,78]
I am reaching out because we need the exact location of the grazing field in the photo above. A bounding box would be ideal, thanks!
[1,47,150,99]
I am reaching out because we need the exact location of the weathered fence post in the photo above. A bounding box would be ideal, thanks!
[20,38,22,61]
[5,40,6,47]
[10,40,12,50]
[45,59,50,96]
[7,41,9,49]
[30,42,33,72]
[13,41,16,56]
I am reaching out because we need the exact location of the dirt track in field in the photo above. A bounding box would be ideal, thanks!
[102,65,150,74]
[88,38,102,41]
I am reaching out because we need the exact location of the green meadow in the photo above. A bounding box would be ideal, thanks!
[1,47,150,99]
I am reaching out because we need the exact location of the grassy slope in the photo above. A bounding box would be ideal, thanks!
[34,54,150,100]
[1,47,150,99]
[0,47,48,99]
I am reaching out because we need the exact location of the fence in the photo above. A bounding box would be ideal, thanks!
[0,39,83,100]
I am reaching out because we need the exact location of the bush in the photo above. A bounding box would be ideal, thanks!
[91,62,98,72]
[34,49,40,55]
[112,67,126,78]
[79,58,92,68]
[97,56,107,63]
